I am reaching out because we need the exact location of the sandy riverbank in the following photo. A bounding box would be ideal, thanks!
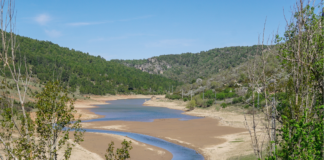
[74,95,257,160]
[73,95,172,160]
[142,98,260,159]
[74,95,164,120]
[75,132,172,160]
[82,118,247,160]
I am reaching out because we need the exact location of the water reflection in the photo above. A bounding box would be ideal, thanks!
[84,99,201,123]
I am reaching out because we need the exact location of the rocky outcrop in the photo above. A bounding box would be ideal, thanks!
[196,78,203,85]
[126,58,172,75]
[183,86,207,96]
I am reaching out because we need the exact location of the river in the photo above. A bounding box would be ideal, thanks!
[83,98,204,160]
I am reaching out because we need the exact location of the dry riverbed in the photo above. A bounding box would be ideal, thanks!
[70,95,259,160]
[72,95,174,160]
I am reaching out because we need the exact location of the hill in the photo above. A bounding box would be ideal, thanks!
[162,46,288,109]
[4,35,181,95]
[112,45,266,83]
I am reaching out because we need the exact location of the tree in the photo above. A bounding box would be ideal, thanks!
[105,140,133,160]
[0,0,34,158]
[34,81,84,159]
[0,1,84,159]
[267,1,324,159]
[186,100,196,110]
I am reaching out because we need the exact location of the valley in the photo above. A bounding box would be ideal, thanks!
[1,1,323,160]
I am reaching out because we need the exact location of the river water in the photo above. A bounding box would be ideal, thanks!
[83,98,204,160]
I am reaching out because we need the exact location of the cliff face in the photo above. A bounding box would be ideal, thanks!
[125,58,172,74]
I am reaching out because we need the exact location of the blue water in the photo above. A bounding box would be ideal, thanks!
[83,98,204,160]
[86,129,204,160]
[83,99,201,123]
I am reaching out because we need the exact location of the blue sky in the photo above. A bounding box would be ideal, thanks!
[16,0,294,60]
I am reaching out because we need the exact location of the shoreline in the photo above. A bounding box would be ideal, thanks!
[77,132,173,160]
[142,98,260,159]
[74,95,163,120]
[76,95,253,160]
[74,95,174,160]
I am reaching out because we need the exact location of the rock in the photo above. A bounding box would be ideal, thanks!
[196,78,203,85]
[125,58,171,75]
[183,86,207,96]
[269,79,276,83]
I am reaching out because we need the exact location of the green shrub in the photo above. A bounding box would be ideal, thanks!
[232,97,243,104]
[216,93,225,100]
[186,100,196,110]
[206,99,214,107]
[195,98,204,107]
[224,88,232,93]
[220,103,228,108]
[166,93,181,100]
[243,104,249,108]
[183,97,188,102]
[204,90,214,99]
[226,92,236,98]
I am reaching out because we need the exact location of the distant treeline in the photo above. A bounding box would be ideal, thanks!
[113,45,268,82]
[0,35,181,95]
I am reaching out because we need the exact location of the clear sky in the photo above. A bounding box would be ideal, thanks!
[16,0,294,60]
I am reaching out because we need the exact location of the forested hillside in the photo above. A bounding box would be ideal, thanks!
[168,49,283,107]
[112,45,266,83]
[2,35,181,95]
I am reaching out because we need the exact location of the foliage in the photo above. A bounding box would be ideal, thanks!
[232,96,243,104]
[0,35,181,95]
[186,100,196,110]
[34,81,84,159]
[220,103,228,108]
[0,81,84,159]
[206,99,214,107]
[105,140,133,160]
[114,45,268,83]
[193,95,204,107]
[0,1,84,159]
[204,90,215,99]
[165,93,181,100]
[273,108,324,159]
[265,2,324,159]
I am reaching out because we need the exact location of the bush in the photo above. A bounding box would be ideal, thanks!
[220,103,228,108]
[232,97,243,104]
[206,99,214,107]
[226,92,236,98]
[166,93,181,100]
[216,92,225,100]
[195,98,204,107]
[224,88,232,93]
[183,97,188,102]
[186,100,196,110]
[171,94,181,100]
[204,90,214,99]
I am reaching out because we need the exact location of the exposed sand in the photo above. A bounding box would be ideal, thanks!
[73,95,173,160]
[143,98,254,128]
[58,139,103,160]
[142,98,259,159]
[77,132,172,160]
[58,132,172,160]
[74,95,258,160]
[82,118,248,160]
